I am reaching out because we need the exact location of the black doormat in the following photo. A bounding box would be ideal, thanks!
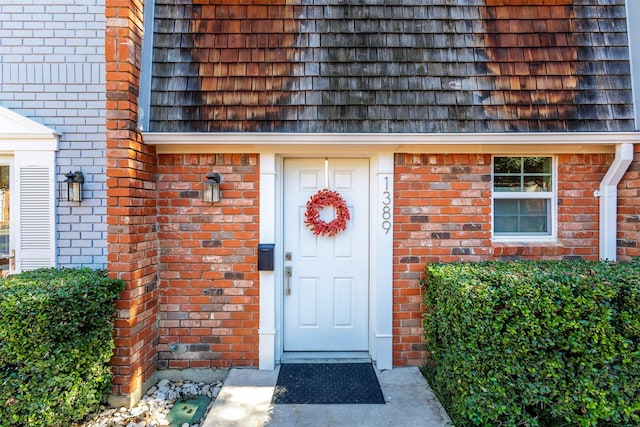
[272,363,385,405]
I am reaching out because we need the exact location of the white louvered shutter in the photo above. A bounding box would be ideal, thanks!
[14,150,56,272]
[19,167,54,270]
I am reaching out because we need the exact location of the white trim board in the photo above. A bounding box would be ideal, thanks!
[145,131,637,153]
[258,151,394,370]
[0,106,60,152]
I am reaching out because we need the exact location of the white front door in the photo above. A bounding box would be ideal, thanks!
[283,158,369,351]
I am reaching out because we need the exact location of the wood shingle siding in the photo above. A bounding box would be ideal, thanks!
[149,0,634,133]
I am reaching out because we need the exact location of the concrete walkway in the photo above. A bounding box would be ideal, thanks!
[202,366,453,427]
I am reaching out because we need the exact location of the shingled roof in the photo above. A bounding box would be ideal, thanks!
[149,0,634,133]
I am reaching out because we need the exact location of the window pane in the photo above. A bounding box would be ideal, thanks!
[520,216,547,233]
[521,199,546,214]
[495,199,518,215]
[0,165,9,273]
[495,216,518,233]
[494,157,521,174]
[494,199,518,233]
[524,177,550,192]
[523,157,551,174]
[494,199,550,235]
[494,175,521,191]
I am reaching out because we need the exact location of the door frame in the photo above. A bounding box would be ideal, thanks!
[281,157,371,353]
[258,149,394,370]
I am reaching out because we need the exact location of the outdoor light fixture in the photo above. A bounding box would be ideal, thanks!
[202,172,221,203]
[64,171,84,202]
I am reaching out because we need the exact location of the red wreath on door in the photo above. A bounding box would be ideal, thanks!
[304,189,350,237]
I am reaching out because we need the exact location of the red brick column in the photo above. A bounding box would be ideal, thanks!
[618,145,640,259]
[106,0,159,407]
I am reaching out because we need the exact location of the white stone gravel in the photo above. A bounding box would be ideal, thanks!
[76,379,223,427]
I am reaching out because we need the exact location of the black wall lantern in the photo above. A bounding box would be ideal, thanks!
[64,171,84,202]
[202,172,221,203]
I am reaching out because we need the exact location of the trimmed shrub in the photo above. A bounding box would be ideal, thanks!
[422,260,640,427]
[0,268,125,427]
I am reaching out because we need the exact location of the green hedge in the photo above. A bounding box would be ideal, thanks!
[0,268,125,427]
[422,260,640,427]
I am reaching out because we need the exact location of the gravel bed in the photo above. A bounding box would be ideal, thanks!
[76,379,223,427]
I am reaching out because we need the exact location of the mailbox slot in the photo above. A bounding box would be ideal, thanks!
[257,243,275,271]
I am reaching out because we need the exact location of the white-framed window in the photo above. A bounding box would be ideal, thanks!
[0,106,58,273]
[492,156,555,240]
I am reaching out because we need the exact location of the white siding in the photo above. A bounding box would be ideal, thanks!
[0,1,107,268]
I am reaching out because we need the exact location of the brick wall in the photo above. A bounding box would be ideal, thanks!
[0,0,107,268]
[393,154,492,365]
[618,146,640,258]
[392,152,612,366]
[106,0,159,406]
[157,153,260,369]
[558,154,614,259]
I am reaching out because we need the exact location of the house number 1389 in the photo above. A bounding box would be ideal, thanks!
[382,177,391,234]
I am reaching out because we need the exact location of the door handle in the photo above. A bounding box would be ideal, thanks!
[9,249,14,270]
[285,266,292,296]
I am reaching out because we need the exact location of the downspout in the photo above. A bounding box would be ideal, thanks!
[596,143,634,261]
